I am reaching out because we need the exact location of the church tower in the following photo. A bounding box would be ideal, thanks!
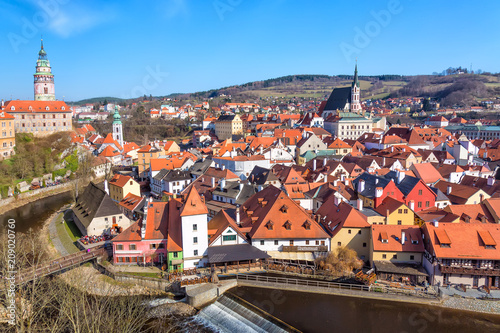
[350,62,361,113]
[34,39,55,101]
[112,106,124,147]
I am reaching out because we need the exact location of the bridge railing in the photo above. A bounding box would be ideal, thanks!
[235,274,438,298]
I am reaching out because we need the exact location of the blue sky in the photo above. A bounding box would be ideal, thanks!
[1,0,499,101]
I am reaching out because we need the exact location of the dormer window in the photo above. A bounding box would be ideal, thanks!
[61,106,65,110]
[46,106,50,111]
[303,221,311,230]
[266,220,274,230]
[10,106,14,111]
[380,231,389,243]
[284,220,292,230]
[280,205,288,213]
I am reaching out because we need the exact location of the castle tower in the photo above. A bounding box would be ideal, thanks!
[112,106,123,147]
[34,39,55,101]
[350,62,361,113]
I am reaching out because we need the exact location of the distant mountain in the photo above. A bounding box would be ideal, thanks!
[69,97,126,105]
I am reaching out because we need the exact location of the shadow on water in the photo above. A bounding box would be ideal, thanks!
[232,286,500,333]
[0,191,73,233]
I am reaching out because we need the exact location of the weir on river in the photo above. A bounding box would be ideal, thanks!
[196,294,295,333]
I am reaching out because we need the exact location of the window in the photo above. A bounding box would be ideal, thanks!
[274,240,279,245]
[404,209,408,214]
[410,255,415,261]
[397,220,402,225]
[382,254,387,259]
[173,252,178,258]
[118,257,124,262]
[316,240,320,245]
[348,229,352,234]
[223,235,236,242]
[193,224,197,231]
[393,254,398,259]
[289,240,294,246]
[418,189,422,195]
[116,244,123,250]
[158,243,165,249]
[129,244,136,250]
[398,209,402,214]
[358,230,361,234]
[260,240,264,246]
[363,243,367,247]
[193,237,198,244]
[305,240,309,245]
[425,201,430,207]
[418,202,422,208]
[337,242,342,246]
[194,250,198,256]
[150,244,157,249]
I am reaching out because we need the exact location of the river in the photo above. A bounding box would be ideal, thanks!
[0,191,73,233]
[227,286,500,333]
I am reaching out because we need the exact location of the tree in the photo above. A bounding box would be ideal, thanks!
[315,246,363,276]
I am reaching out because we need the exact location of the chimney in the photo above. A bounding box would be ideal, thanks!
[397,170,405,184]
[358,179,365,193]
[313,159,317,171]
[434,220,439,228]
[222,164,226,170]
[220,178,226,190]
[446,185,452,195]
[383,157,386,166]
[260,146,263,155]
[211,177,215,188]
[334,196,340,206]
[487,177,495,186]
[409,200,415,211]
[401,231,406,245]
[334,180,339,187]
[257,185,262,192]
[236,205,241,225]
[357,198,363,211]
[375,187,383,198]
[104,179,109,195]
[391,146,394,153]
[239,182,244,191]
[200,194,205,203]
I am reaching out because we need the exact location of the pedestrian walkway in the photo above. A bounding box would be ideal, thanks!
[48,210,69,256]
[439,285,500,299]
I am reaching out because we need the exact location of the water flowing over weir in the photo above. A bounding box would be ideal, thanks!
[195,294,293,333]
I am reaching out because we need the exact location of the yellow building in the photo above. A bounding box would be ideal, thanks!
[374,197,415,225]
[215,114,243,140]
[108,174,141,202]
[369,225,424,266]
[0,111,15,159]
[317,198,371,261]
[137,144,165,179]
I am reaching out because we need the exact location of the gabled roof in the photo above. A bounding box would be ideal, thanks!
[323,86,351,111]
[72,182,122,229]
[118,193,144,212]
[3,100,71,113]
[239,186,330,240]
[317,197,370,237]
[180,186,208,216]
[434,180,483,204]
[374,197,409,216]
[207,209,247,245]
[109,174,134,188]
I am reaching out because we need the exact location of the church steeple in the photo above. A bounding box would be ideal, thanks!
[34,38,55,101]
[112,105,124,148]
[352,61,360,88]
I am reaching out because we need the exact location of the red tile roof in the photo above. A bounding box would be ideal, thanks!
[372,225,424,252]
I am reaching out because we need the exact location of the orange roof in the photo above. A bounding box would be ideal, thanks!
[326,138,351,149]
[374,197,409,216]
[0,111,15,119]
[240,185,329,240]
[372,225,424,252]
[425,222,500,260]
[99,145,121,157]
[207,210,247,245]
[180,186,208,216]
[123,142,140,153]
[118,193,144,211]
[3,100,71,113]
[109,173,134,188]
[410,163,443,184]
[317,197,370,237]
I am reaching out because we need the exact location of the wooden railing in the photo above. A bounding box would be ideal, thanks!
[281,245,328,252]
[14,247,106,284]
[439,265,500,276]
[235,274,438,298]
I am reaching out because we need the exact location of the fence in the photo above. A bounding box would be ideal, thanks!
[235,274,438,299]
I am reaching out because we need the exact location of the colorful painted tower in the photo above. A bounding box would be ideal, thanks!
[34,39,55,101]
[112,105,123,147]
[350,62,361,113]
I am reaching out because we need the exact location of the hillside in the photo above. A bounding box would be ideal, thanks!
[71,73,500,107]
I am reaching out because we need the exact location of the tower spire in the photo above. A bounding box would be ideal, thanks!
[353,60,359,88]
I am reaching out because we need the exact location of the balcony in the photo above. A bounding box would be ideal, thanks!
[282,245,328,252]
[439,265,500,276]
